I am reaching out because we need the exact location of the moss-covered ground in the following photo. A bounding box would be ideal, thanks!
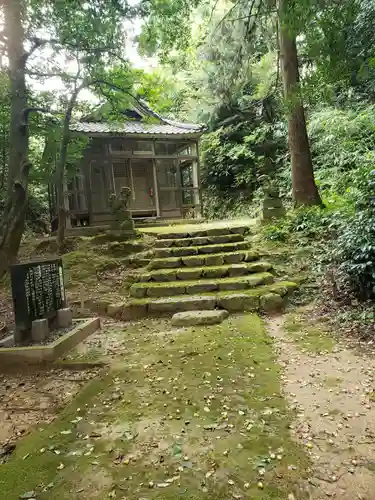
[0,315,310,499]
[284,310,336,354]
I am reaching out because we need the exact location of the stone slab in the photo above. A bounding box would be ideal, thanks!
[260,293,284,313]
[0,318,100,364]
[148,296,216,313]
[176,269,203,280]
[57,308,73,329]
[150,270,177,282]
[31,319,49,342]
[218,294,260,312]
[147,285,186,298]
[171,310,229,327]
[185,282,218,294]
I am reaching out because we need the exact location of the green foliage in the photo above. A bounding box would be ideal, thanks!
[308,106,375,194]
[262,206,343,242]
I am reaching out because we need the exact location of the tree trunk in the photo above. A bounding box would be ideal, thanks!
[56,93,79,252]
[278,0,322,206]
[0,0,30,279]
[4,0,28,194]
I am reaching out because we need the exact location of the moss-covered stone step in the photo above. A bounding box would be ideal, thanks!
[138,262,273,283]
[156,225,250,240]
[121,281,298,319]
[154,241,250,258]
[172,309,229,327]
[149,250,260,270]
[129,272,274,298]
[155,233,244,248]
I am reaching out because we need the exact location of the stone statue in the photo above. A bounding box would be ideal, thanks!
[109,186,135,233]
[259,174,285,220]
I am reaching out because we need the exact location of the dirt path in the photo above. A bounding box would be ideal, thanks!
[268,313,375,500]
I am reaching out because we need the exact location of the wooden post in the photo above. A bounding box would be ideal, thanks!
[63,179,72,229]
[84,158,93,224]
[196,140,203,218]
[151,141,160,217]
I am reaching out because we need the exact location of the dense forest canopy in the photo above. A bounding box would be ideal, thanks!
[0,0,375,299]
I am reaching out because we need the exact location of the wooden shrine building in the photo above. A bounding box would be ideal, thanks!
[50,100,205,228]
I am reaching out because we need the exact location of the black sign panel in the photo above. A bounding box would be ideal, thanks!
[11,258,66,333]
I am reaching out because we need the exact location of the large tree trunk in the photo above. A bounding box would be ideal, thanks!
[0,0,30,279]
[278,0,322,206]
[56,93,79,252]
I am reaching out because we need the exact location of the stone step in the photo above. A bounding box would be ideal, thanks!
[172,310,229,327]
[155,233,244,248]
[138,262,273,283]
[156,225,249,240]
[129,272,274,298]
[149,250,260,270]
[154,241,250,259]
[121,281,298,319]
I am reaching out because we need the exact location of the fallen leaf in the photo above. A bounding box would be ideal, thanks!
[19,492,36,499]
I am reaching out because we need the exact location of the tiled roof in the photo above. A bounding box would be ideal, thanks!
[69,121,205,136]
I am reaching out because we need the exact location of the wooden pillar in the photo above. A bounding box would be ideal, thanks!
[84,159,93,224]
[196,140,203,218]
[63,179,72,228]
[152,142,160,216]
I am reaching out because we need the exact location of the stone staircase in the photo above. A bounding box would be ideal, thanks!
[121,225,297,320]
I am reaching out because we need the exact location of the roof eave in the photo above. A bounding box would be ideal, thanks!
[69,131,205,140]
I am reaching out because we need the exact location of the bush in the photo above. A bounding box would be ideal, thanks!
[330,170,375,299]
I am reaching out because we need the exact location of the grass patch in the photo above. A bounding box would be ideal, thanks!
[284,313,336,354]
[1,315,309,499]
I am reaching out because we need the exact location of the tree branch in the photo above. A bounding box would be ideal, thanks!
[21,107,63,128]
[24,37,128,65]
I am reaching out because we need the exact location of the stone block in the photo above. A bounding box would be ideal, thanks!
[57,308,73,328]
[155,239,174,248]
[177,269,203,280]
[172,310,229,327]
[218,294,259,312]
[155,248,171,258]
[205,228,228,236]
[224,253,244,264]
[230,226,248,235]
[262,206,286,220]
[204,255,224,266]
[260,293,284,313]
[182,256,205,267]
[247,261,273,273]
[218,281,248,291]
[139,273,152,282]
[151,270,177,282]
[121,303,148,320]
[147,285,186,298]
[199,244,222,254]
[31,319,49,342]
[174,238,192,247]
[192,237,209,246]
[236,241,250,251]
[228,265,248,277]
[173,247,197,257]
[157,232,188,240]
[130,284,148,298]
[263,197,284,209]
[185,282,218,294]
[107,302,125,317]
[246,273,274,287]
[150,258,181,269]
[149,296,216,313]
[203,267,228,279]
